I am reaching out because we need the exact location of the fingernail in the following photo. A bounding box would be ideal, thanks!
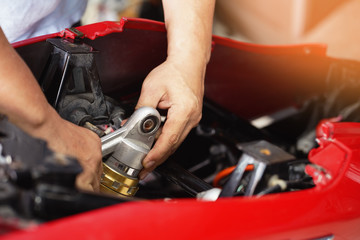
[144,160,156,169]
[139,172,149,180]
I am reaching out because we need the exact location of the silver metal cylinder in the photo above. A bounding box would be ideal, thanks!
[100,107,161,196]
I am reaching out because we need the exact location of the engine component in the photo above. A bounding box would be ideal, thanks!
[156,160,213,197]
[220,140,295,197]
[101,107,161,197]
[41,38,125,128]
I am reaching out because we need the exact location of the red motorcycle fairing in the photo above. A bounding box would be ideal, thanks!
[3,18,360,239]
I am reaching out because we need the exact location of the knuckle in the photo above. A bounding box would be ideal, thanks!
[178,97,199,116]
[168,133,180,146]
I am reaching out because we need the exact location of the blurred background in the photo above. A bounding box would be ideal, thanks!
[82,0,360,61]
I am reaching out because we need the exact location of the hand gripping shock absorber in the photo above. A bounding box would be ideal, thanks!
[100,107,161,197]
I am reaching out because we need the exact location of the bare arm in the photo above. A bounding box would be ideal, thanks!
[136,0,215,178]
[0,28,102,191]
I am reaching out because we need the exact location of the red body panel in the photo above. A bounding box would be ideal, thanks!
[3,19,360,239]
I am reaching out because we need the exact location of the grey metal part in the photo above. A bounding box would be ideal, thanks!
[220,140,295,197]
[101,107,161,174]
[219,154,254,197]
[245,161,266,196]
[237,140,295,164]
[110,138,149,170]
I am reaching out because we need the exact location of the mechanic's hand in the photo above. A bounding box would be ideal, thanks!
[0,27,102,192]
[136,59,205,179]
[30,107,102,192]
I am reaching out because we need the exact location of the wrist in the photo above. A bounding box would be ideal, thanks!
[162,57,205,100]
[167,48,210,72]
[22,104,62,141]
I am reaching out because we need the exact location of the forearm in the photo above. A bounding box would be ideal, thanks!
[0,28,56,135]
[137,1,215,177]
[0,28,102,191]
[162,0,215,80]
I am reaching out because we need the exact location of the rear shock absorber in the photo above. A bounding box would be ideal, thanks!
[100,107,161,197]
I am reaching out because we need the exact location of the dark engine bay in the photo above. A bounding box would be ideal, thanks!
[1,35,360,231]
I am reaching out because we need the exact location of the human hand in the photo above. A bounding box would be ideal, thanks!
[30,107,103,192]
[136,59,205,179]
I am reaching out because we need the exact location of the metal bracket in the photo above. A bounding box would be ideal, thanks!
[220,140,295,197]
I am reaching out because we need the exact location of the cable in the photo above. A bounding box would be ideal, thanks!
[256,184,282,197]
[256,175,314,197]
[213,164,254,188]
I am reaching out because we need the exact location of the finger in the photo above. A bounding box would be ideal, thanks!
[142,106,192,169]
[135,82,164,109]
[82,139,103,179]
[140,123,194,179]
[76,171,100,192]
[139,168,151,180]
[96,159,103,179]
